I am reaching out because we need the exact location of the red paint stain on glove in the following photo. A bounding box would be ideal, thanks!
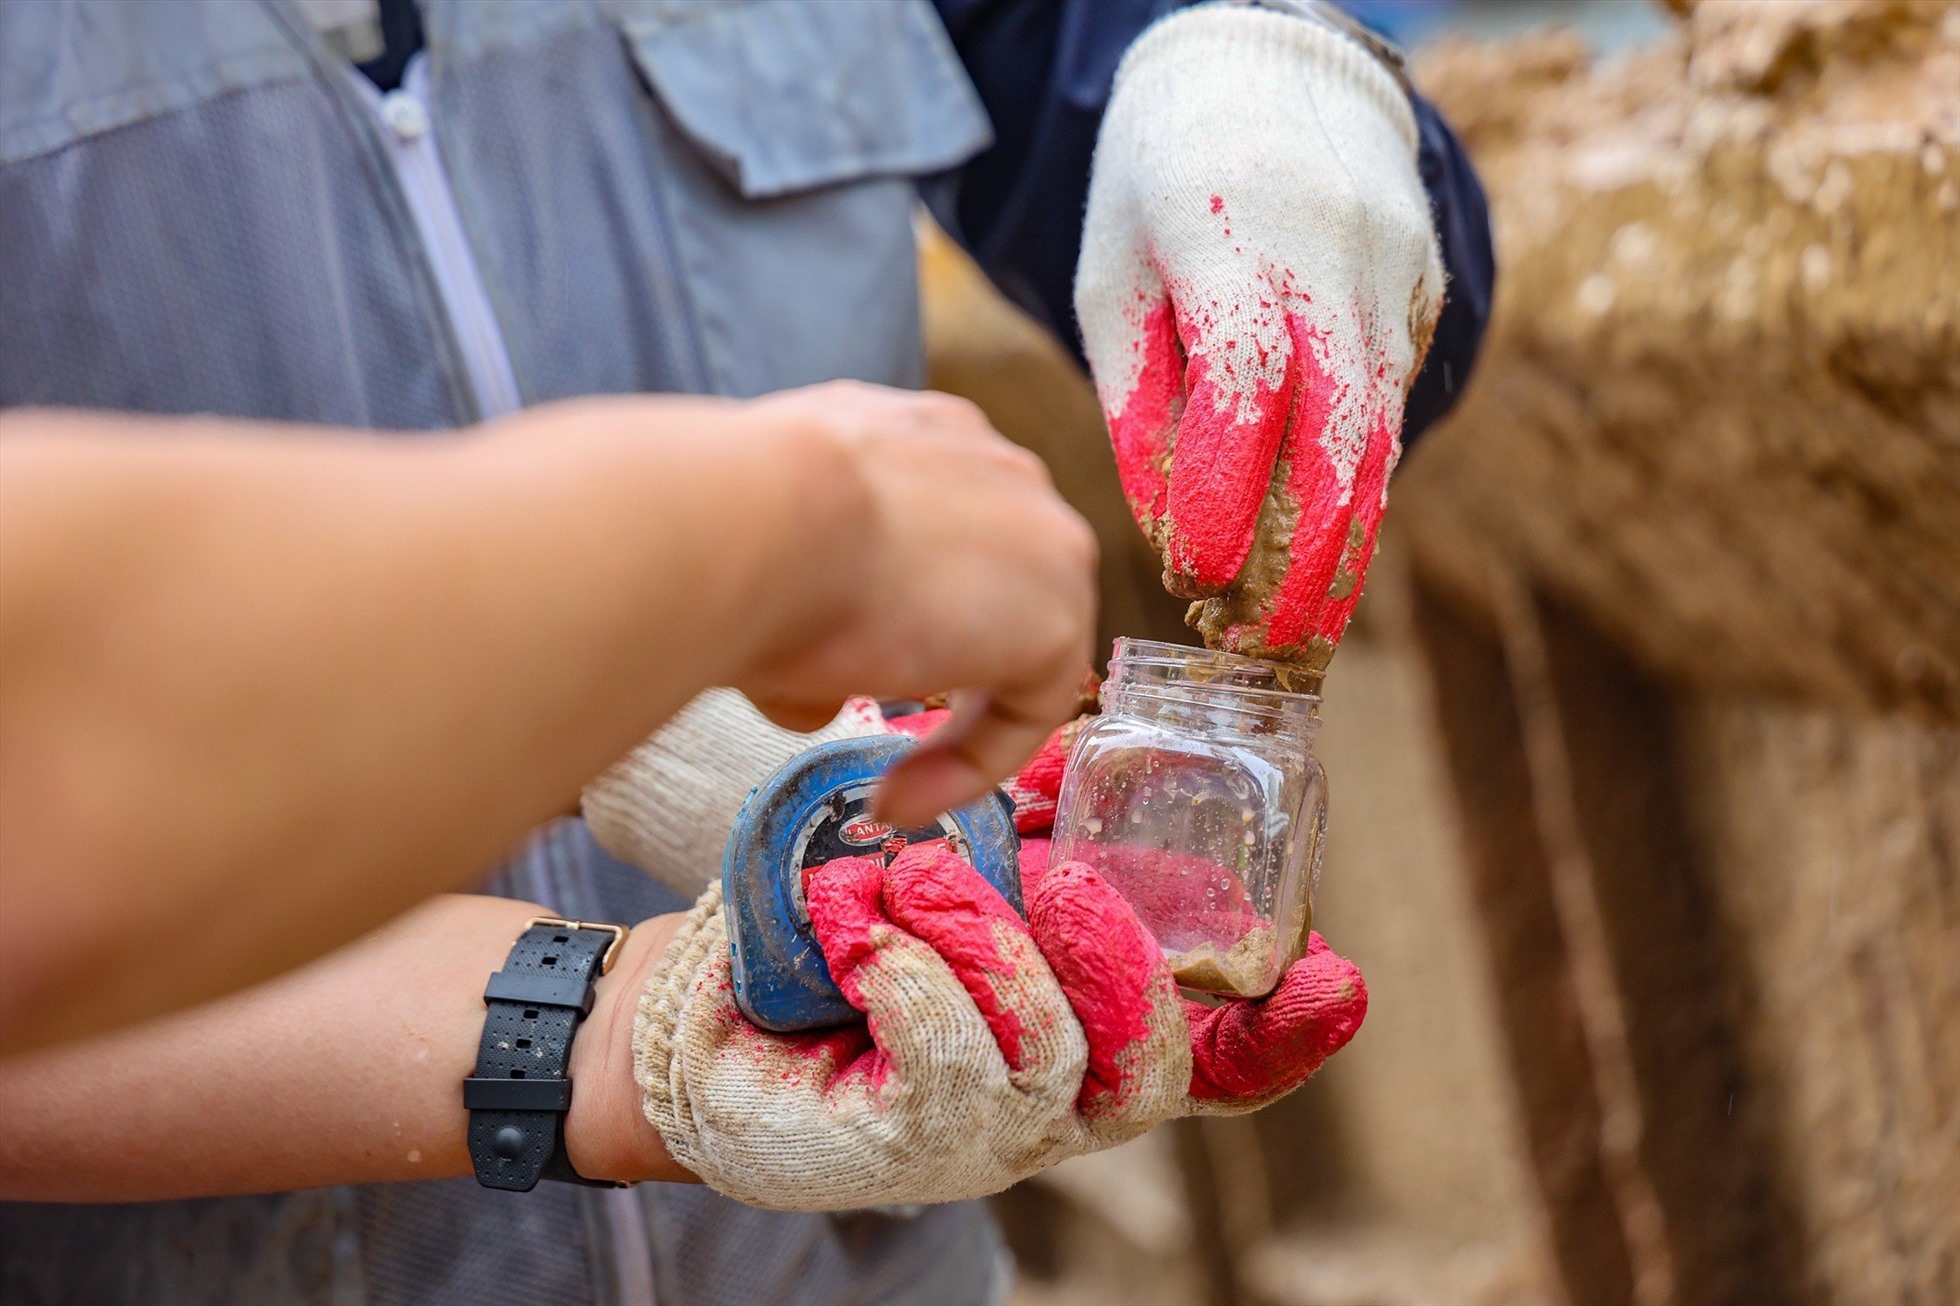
[1112,293,1396,657]
[1225,323,1398,654]
[1108,299,1183,537]
[806,844,1034,1071]
[711,996,890,1092]
[1027,860,1162,1113]
[1157,310,1296,594]
[1109,298,1294,597]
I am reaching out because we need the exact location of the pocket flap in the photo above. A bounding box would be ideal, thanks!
[0,0,308,166]
[620,0,993,200]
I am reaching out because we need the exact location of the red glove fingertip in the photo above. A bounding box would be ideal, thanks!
[1028,860,1165,1111]
[880,841,1024,944]
[1004,716,1082,836]
[1245,325,1400,653]
[802,855,896,1006]
[1107,297,1181,542]
[1160,330,1295,595]
[1186,937,1366,1103]
[1015,837,1053,897]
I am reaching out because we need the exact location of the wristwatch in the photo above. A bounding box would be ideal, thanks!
[464,915,630,1191]
[1222,0,1414,98]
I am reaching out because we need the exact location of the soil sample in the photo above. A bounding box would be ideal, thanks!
[1168,924,1278,998]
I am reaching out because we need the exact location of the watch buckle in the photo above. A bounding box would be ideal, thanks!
[525,916,629,974]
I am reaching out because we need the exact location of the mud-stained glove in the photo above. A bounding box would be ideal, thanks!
[634,843,1364,1212]
[1076,5,1444,673]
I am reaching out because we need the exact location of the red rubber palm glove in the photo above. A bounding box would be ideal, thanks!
[1076,7,1444,672]
[635,841,1364,1210]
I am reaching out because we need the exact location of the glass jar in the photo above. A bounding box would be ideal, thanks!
[1049,639,1326,998]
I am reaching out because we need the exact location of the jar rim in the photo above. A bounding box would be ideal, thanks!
[1109,638,1323,704]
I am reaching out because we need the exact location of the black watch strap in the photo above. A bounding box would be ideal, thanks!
[465,916,629,1191]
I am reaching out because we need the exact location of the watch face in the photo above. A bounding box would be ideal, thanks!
[785,781,968,922]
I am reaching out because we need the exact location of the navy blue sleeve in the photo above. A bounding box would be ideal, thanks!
[927,0,1494,445]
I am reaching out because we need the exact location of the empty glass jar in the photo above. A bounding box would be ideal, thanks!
[1049,639,1326,998]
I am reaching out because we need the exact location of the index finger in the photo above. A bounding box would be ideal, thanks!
[873,681,1075,830]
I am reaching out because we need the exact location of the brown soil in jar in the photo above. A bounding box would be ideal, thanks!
[1169,924,1277,998]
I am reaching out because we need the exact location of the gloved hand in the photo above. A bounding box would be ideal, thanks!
[1076,6,1444,672]
[634,842,1365,1211]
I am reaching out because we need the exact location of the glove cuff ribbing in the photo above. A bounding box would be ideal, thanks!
[632,881,726,1173]
[1114,5,1420,159]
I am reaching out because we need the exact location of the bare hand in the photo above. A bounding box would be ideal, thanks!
[731,382,1098,827]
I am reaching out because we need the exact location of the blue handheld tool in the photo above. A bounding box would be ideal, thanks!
[723,734,1022,1032]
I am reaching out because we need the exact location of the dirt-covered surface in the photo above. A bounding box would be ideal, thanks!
[1400,7,1960,1300]
[1675,692,1960,1302]
[1402,0,1960,720]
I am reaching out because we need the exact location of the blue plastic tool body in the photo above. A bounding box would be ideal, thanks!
[723,735,1022,1032]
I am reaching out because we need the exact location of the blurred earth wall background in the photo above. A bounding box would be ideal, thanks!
[921,2,1960,1302]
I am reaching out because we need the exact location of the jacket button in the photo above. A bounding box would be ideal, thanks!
[382,90,431,141]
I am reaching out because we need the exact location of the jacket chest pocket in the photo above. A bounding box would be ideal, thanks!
[616,0,993,396]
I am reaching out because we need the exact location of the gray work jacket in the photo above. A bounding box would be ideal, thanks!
[0,2,1006,1302]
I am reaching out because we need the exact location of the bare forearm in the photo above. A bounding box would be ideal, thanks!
[0,400,861,1051]
[0,893,688,1201]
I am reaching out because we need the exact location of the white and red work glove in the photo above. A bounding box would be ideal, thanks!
[634,842,1364,1211]
[1076,6,1444,671]
[591,700,1366,1210]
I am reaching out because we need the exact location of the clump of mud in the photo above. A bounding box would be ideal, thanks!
[1169,925,1278,998]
